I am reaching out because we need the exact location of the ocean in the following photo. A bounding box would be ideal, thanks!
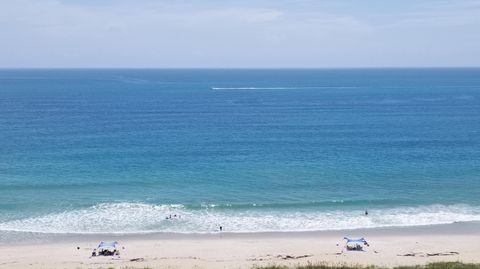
[0,68,479,235]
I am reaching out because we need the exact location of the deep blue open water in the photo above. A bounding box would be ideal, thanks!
[0,69,479,234]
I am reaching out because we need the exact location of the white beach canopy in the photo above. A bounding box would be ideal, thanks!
[98,241,118,249]
[343,237,368,244]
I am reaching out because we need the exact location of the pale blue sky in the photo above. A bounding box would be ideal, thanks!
[1,0,480,68]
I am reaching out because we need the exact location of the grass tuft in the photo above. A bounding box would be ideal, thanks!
[96,262,480,269]
[258,262,480,269]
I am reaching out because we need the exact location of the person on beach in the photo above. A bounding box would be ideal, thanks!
[219,226,223,232]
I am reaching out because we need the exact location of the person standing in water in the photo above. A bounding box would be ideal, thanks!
[365,210,368,216]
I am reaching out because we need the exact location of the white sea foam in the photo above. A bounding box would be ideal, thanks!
[0,203,479,234]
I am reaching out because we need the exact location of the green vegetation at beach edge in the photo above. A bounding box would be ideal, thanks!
[257,262,480,269]
[99,262,480,269]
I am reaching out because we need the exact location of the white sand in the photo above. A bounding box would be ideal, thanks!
[1,223,479,269]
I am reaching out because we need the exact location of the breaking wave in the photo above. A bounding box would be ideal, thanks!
[0,203,479,234]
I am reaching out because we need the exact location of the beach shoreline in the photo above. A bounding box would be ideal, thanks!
[2,221,480,245]
[1,222,479,268]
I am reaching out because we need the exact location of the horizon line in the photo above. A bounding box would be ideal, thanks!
[1,66,480,70]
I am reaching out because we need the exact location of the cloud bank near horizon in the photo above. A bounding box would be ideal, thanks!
[1,0,480,68]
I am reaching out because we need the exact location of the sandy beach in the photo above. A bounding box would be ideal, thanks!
[1,222,479,269]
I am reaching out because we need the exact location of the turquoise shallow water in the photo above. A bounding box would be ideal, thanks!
[0,69,479,234]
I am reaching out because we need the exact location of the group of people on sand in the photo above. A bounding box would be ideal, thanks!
[91,248,119,257]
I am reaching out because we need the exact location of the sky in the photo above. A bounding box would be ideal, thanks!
[1,0,480,68]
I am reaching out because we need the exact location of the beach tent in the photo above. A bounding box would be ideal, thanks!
[96,241,119,256]
[343,237,369,251]
[98,241,118,248]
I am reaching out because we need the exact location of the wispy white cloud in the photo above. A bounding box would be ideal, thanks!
[384,0,480,27]
[0,0,479,67]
